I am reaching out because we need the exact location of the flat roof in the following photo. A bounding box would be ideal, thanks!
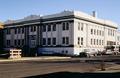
[4,10,118,28]
[42,11,118,28]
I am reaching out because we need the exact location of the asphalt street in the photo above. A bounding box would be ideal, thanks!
[0,61,116,78]
[0,55,120,78]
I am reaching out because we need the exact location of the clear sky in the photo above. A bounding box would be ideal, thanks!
[0,0,120,24]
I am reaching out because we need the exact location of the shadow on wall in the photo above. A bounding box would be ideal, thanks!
[25,72,120,78]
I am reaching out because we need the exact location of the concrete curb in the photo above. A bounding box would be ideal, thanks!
[0,56,71,63]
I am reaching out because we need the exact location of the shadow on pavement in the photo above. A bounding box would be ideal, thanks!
[25,72,120,78]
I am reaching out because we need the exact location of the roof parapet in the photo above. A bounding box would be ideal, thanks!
[3,10,118,28]
[4,15,40,25]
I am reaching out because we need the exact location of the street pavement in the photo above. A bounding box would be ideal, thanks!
[0,55,120,78]
[0,62,101,78]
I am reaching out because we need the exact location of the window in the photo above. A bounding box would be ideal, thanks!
[62,37,65,44]
[66,37,69,44]
[47,25,51,31]
[62,23,66,30]
[81,23,83,31]
[65,50,68,54]
[99,40,101,45]
[78,37,80,45]
[113,30,114,36]
[78,23,80,30]
[31,26,36,32]
[14,40,17,45]
[53,38,56,45]
[47,38,51,45]
[43,38,46,45]
[97,39,98,45]
[62,50,64,54]
[91,39,93,45]
[6,29,10,34]
[78,22,83,31]
[91,29,93,34]
[114,42,116,45]
[81,37,83,45]
[108,29,109,35]
[22,28,24,33]
[94,39,95,45]
[97,30,99,35]
[118,37,119,41]
[18,28,21,34]
[30,35,36,40]
[102,40,104,45]
[31,40,36,46]
[102,31,104,36]
[110,30,112,36]
[18,39,20,45]
[66,22,69,30]
[62,37,69,45]
[31,26,33,32]
[107,41,109,45]
[94,29,96,35]
[62,22,69,30]
[43,25,46,32]
[100,30,101,36]
[7,40,10,46]
[33,26,36,31]
[22,39,24,45]
[53,24,56,31]
[14,28,17,34]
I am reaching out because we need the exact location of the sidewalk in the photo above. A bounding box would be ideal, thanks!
[0,56,71,63]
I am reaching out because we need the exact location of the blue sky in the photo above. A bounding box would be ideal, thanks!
[0,0,120,24]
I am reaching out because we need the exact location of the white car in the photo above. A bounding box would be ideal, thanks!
[82,49,98,57]
[105,50,113,55]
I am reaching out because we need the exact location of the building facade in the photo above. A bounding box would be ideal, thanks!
[3,11,119,56]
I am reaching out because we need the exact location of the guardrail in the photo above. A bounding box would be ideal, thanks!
[9,49,22,59]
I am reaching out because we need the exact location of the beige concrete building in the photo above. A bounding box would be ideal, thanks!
[3,10,120,56]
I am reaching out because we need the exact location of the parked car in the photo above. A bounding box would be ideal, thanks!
[0,50,10,58]
[105,50,113,55]
[97,50,102,56]
[104,45,120,55]
[79,49,98,57]
[101,50,106,55]
[79,52,87,57]
[113,50,119,55]
[105,49,119,55]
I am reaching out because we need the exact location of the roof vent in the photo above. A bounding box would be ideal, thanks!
[92,11,97,18]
